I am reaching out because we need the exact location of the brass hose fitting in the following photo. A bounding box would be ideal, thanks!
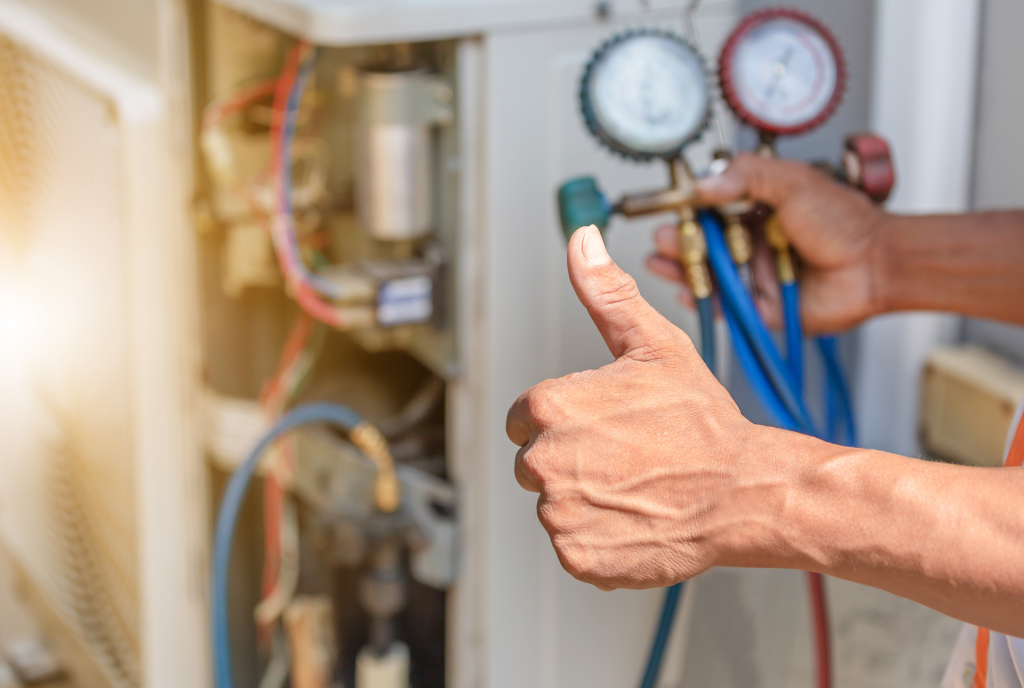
[678,215,712,300]
[724,215,753,266]
[349,422,401,513]
[764,214,796,285]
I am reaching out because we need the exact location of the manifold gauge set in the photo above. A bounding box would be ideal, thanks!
[559,7,894,688]
[578,8,847,163]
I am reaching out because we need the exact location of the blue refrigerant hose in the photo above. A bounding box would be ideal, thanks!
[637,292,716,688]
[701,212,817,435]
[782,282,804,393]
[817,335,857,446]
[696,297,716,376]
[637,214,856,688]
[212,403,364,688]
[724,302,802,431]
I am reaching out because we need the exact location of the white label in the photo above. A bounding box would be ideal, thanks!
[377,276,433,326]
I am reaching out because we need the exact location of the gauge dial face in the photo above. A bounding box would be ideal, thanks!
[720,10,845,135]
[584,32,709,158]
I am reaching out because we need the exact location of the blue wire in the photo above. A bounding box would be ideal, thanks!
[781,282,803,393]
[637,296,717,688]
[279,49,347,300]
[700,212,816,434]
[724,300,802,431]
[213,403,363,688]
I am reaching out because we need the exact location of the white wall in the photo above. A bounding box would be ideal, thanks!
[853,0,982,457]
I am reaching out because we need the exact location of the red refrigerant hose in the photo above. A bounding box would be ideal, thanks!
[808,572,832,688]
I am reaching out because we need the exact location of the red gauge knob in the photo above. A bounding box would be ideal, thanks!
[843,133,895,203]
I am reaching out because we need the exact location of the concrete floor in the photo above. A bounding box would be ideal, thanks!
[677,567,963,688]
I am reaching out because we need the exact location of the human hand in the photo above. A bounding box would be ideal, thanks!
[646,153,889,335]
[506,225,775,591]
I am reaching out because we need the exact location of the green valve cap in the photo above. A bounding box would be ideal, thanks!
[557,177,612,243]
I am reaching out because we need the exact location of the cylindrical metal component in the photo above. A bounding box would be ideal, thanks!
[678,218,712,300]
[355,70,453,241]
[359,541,407,627]
[764,215,796,284]
[356,641,410,688]
[356,123,432,240]
[724,218,753,266]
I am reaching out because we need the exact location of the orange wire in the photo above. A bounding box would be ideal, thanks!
[265,41,350,330]
[258,313,314,640]
[202,79,278,130]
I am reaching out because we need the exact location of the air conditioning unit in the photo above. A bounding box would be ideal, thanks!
[4,3,964,688]
[0,2,207,687]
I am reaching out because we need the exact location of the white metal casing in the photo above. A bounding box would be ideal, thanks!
[0,2,207,687]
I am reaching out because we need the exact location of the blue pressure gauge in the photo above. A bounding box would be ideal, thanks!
[581,28,710,161]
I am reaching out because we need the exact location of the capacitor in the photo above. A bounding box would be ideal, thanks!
[355,69,453,241]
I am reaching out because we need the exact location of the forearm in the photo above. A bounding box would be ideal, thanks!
[879,210,1024,324]
[715,427,1024,636]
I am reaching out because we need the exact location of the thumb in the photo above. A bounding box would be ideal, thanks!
[696,152,824,207]
[567,225,677,360]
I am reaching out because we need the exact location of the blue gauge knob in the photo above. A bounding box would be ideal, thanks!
[557,177,612,242]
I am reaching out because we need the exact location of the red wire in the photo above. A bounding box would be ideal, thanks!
[260,314,314,408]
[258,314,313,629]
[202,79,278,130]
[807,572,832,688]
[265,41,351,330]
[268,42,306,179]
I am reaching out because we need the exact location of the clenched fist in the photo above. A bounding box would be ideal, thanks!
[506,225,793,591]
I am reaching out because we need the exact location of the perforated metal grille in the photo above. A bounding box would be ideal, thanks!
[0,34,40,250]
[0,30,141,688]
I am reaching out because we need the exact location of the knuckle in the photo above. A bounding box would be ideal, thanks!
[523,383,566,427]
[519,446,547,484]
[536,496,568,534]
[596,271,641,308]
[556,543,594,581]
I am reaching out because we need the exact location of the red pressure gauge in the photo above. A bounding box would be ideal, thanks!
[719,8,846,137]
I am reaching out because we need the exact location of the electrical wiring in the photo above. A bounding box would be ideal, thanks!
[259,315,324,640]
[203,79,278,131]
[201,79,280,222]
[254,495,300,628]
[267,43,373,330]
[258,627,291,688]
[213,403,364,688]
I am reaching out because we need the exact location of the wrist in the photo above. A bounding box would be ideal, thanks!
[868,209,899,319]
[704,424,855,572]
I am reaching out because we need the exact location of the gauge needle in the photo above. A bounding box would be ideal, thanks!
[764,46,793,100]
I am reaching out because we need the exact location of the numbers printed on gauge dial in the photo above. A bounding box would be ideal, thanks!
[583,30,710,159]
[720,9,846,136]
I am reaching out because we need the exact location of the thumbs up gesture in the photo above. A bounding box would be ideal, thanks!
[507,225,774,590]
